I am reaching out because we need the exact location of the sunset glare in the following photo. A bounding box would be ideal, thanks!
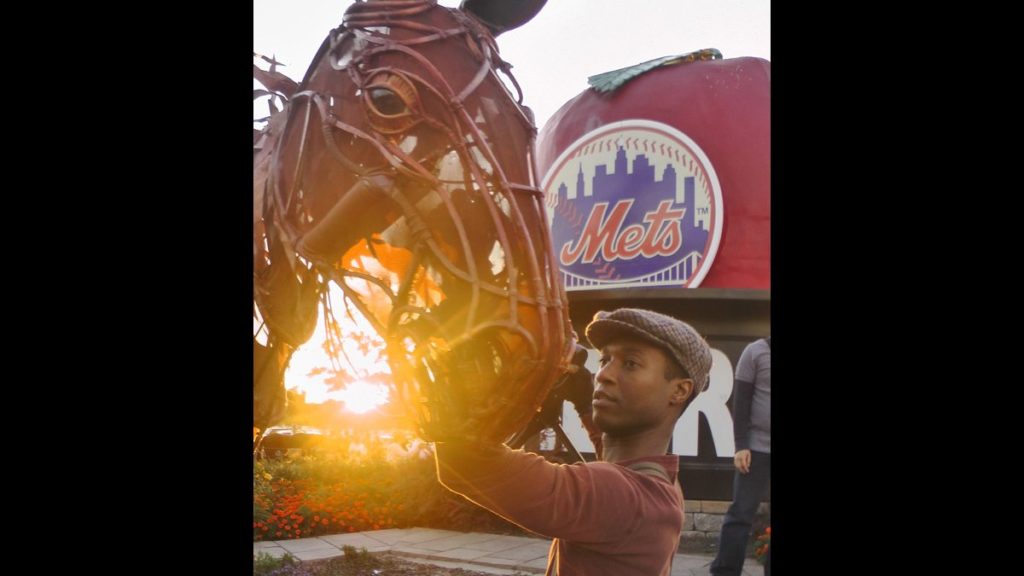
[336,380,390,414]
[275,285,392,412]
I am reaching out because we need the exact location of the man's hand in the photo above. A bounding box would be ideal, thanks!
[734,449,752,474]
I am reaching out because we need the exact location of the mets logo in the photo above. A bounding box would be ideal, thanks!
[542,120,723,291]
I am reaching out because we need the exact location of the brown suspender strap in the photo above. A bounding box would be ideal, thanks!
[626,462,685,503]
[626,461,671,483]
[626,461,682,574]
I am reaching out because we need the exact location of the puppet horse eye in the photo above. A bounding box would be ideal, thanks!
[369,87,408,116]
[362,71,421,134]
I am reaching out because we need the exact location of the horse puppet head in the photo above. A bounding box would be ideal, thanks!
[254,0,573,443]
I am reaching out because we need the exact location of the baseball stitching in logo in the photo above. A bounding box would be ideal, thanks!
[542,120,723,290]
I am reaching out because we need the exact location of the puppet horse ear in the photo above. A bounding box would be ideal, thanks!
[460,0,547,36]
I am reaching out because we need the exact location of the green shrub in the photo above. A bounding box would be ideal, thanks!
[253,551,299,576]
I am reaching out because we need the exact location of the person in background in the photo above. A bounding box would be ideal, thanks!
[711,337,771,576]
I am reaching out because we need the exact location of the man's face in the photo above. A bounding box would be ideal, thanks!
[592,338,686,437]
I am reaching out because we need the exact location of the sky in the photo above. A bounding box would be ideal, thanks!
[254,0,770,130]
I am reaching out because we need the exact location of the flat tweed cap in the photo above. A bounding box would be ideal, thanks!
[585,308,712,392]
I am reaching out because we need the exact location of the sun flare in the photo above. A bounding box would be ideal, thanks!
[336,380,390,414]
[278,285,393,410]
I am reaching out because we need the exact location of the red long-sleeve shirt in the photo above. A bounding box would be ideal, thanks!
[435,442,683,575]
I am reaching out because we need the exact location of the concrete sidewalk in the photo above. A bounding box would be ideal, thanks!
[254,527,761,575]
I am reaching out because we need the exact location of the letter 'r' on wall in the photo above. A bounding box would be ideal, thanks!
[673,348,735,457]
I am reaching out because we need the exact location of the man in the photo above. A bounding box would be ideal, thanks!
[435,308,712,576]
[710,337,771,576]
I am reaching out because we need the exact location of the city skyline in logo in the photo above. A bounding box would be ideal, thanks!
[544,123,721,290]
